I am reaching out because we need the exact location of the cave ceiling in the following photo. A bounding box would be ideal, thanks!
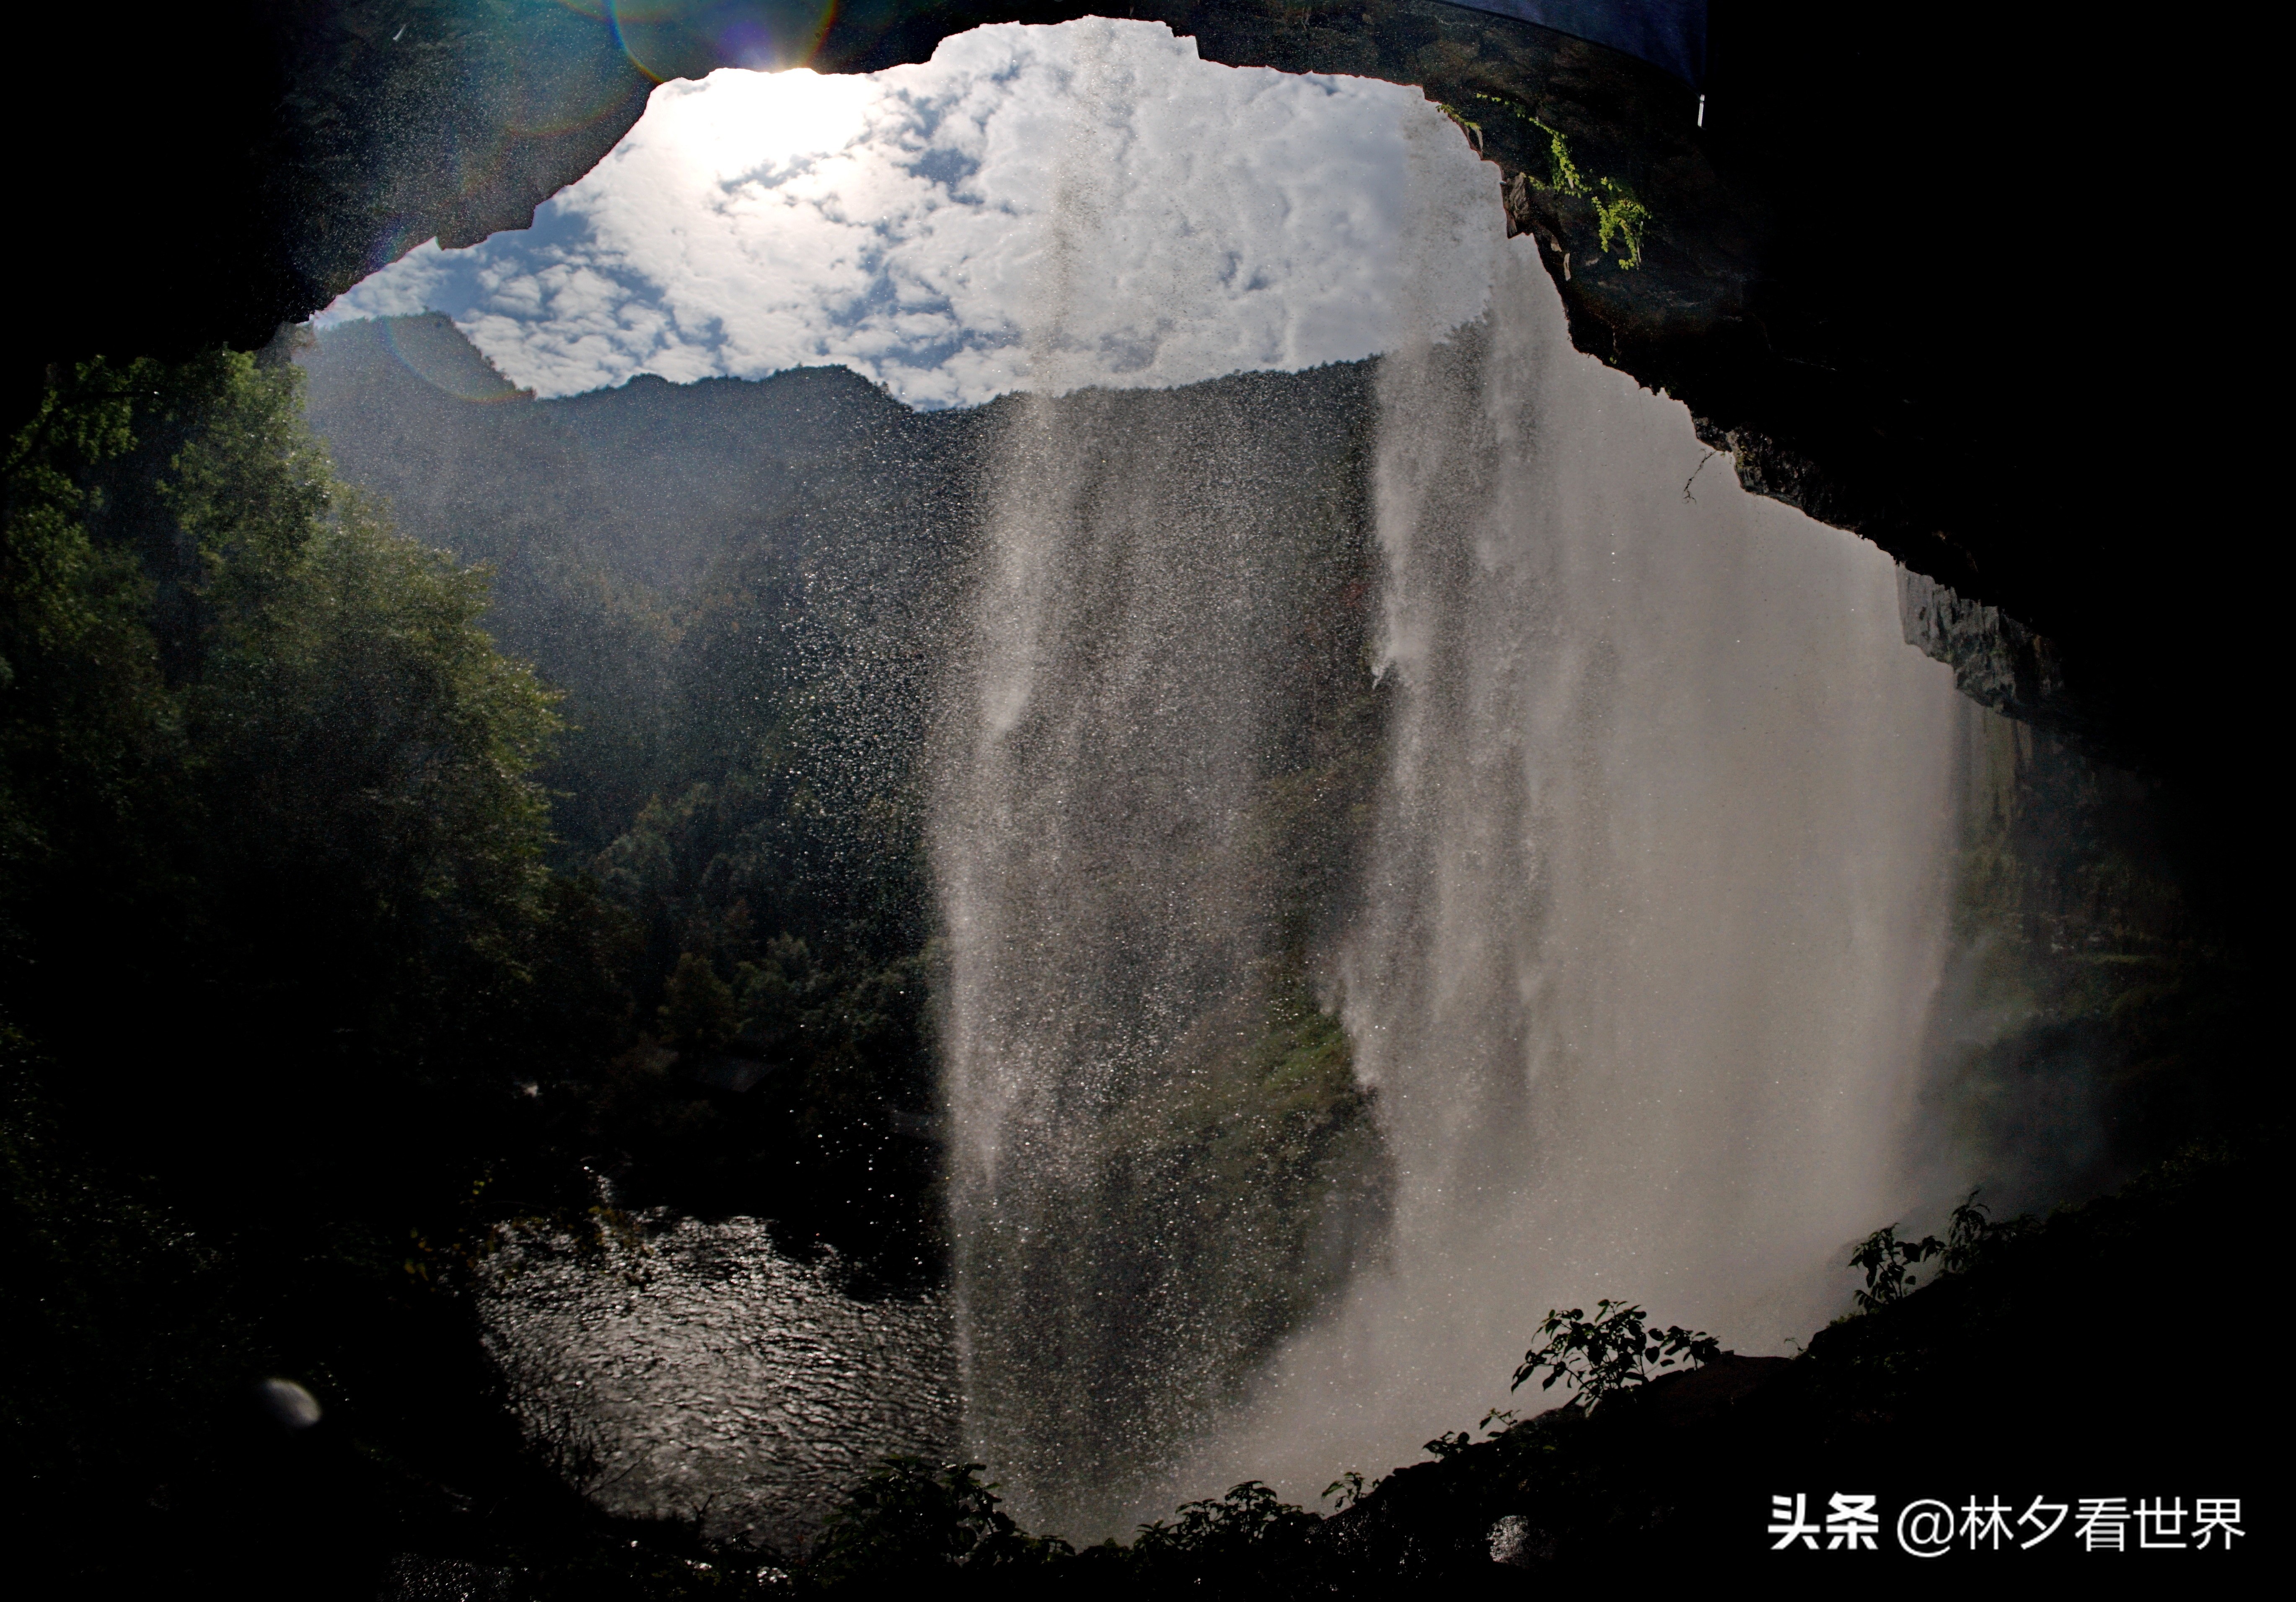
[7,2,2247,783]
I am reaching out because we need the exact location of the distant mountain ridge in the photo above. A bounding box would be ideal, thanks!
[301,313,936,598]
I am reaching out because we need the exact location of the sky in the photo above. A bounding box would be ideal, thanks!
[316,18,1502,407]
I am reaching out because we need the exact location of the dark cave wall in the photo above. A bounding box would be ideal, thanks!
[7,1,2260,788]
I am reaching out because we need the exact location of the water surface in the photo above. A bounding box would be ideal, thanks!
[478,1214,956,1551]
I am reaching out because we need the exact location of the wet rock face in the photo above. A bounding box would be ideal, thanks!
[478,1215,956,1553]
[1897,570,2104,757]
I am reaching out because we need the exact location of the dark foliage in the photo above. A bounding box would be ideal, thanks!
[0,349,637,1592]
[1125,1480,1327,1594]
[1510,1300,1719,1406]
[808,1457,1070,1584]
[1845,1223,1939,1313]
[1847,1190,2032,1312]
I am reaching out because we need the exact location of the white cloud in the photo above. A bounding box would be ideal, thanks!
[316,19,1502,406]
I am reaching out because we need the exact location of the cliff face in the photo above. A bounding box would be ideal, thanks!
[7,3,2256,783]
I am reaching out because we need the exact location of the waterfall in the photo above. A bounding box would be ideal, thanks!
[932,83,1962,1535]
[1197,243,1963,1503]
[931,365,1387,1537]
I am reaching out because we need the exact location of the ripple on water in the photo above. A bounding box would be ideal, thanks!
[476,1214,957,1553]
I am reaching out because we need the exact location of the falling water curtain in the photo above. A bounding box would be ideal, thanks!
[1438,0,1709,86]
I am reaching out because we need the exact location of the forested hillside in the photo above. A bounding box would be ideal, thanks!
[304,314,969,859]
[1,342,635,1587]
[300,318,987,1261]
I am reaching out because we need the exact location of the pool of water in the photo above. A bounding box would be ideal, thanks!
[476,1213,957,1553]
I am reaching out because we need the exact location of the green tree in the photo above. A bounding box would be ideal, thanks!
[3,349,584,1128]
[661,950,738,1054]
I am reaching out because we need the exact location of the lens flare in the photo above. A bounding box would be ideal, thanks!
[602,1,841,83]
[383,315,532,405]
